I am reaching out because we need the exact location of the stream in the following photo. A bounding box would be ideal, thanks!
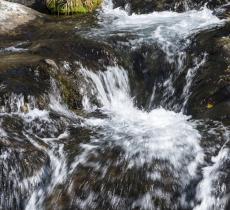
[0,0,230,210]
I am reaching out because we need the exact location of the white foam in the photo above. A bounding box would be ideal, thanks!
[23,108,50,122]
[97,0,225,56]
[194,146,230,210]
[191,124,230,210]
[0,150,9,160]
[0,46,28,53]
[25,133,68,210]
[0,125,7,137]
[80,66,204,185]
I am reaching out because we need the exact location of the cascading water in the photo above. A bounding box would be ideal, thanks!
[78,66,204,208]
[1,0,230,210]
[87,0,226,110]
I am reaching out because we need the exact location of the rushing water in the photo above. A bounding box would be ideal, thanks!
[93,0,224,53]
[87,0,226,110]
[0,1,230,210]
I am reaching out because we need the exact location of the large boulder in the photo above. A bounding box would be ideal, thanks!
[6,0,42,7]
[0,0,43,35]
[6,0,49,13]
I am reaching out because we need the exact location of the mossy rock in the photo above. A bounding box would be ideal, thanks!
[45,0,102,15]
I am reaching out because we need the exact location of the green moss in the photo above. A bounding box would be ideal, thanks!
[74,6,88,13]
[57,74,82,110]
[45,0,102,15]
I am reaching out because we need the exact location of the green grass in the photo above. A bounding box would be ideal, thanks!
[45,0,102,15]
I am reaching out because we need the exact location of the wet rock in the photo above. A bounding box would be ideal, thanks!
[186,22,230,123]
[112,0,229,14]
[184,0,229,10]
[0,62,51,112]
[115,42,180,110]
[203,101,230,122]
[112,19,230,123]
[44,58,59,70]
[42,59,84,110]
[32,38,116,71]
[0,53,43,69]
[214,3,230,19]
[129,44,171,108]
[0,56,82,113]
[0,15,117,112]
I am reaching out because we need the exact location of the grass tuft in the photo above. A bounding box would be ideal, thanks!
[45,0,102,15]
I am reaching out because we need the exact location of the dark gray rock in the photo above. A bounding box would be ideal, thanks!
[186,22,230,123]
[112,0,229,14]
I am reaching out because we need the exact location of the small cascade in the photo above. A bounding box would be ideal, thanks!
[0,93,35,113]
[195,145,230,210]
[0,80,77,209]
[181,53,207,112]
[74,66,204,209]
[89,0,225,113]
[1,0,230,209]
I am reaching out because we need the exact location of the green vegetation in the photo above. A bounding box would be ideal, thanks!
[45,0,102,15]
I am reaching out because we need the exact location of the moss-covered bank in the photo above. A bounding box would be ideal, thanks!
[45,0,102,14]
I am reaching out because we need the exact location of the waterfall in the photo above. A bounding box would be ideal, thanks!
[90,0,225,111]
[1,0,229,209]
[73,66,204,209]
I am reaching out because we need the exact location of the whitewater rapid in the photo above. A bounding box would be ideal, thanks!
[92,0,225,56]
[0,0,229,210]
[79,2,229,209]
[80,65,204,174]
